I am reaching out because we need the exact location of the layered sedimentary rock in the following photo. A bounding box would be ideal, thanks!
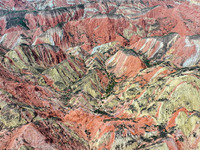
[0,0,200,150]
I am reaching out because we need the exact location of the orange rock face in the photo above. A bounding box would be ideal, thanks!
[106,50,146,80]
[0,0,200,150]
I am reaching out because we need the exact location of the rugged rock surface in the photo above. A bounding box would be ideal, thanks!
[0,0,200,150]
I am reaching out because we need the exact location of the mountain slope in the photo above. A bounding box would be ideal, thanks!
[0,0,200,150]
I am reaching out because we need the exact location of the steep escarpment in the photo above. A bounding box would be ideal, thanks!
[0,0,200,150]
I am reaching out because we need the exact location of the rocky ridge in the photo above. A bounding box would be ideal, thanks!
[0,0,200,150]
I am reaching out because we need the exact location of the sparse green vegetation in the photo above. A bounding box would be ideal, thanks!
[105,77,116,97]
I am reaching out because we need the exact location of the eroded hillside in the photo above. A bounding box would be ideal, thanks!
[0,0,200,149]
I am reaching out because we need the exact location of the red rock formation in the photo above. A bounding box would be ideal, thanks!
[106,50,146,80]
[0,0,200,150]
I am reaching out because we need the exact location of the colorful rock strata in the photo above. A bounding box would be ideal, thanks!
[0,0,200,149]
